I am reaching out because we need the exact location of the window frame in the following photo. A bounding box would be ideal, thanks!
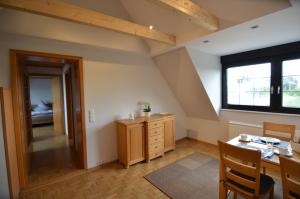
[221,41,300,114]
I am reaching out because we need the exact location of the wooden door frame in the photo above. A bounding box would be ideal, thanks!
[10,49,87,188]
[51,75,65,134]
[65,68,75,142]
[1,88,20,199]
[23,73,33,146]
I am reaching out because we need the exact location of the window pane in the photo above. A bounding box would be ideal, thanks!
[227,63,271,106]
[282,59,300,108]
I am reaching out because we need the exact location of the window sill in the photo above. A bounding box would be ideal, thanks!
[220,108,300,118]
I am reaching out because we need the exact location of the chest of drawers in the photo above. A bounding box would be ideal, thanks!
[116,114,175,168]
[147,122,164,161]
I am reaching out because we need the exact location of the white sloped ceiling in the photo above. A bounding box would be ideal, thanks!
[154,48,219,120]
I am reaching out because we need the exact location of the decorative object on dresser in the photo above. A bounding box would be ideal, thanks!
[116,114,176,168]
[137,101,151,117]
[143,105,151,118]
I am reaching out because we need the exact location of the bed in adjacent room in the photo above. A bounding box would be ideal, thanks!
[31,101,53,127]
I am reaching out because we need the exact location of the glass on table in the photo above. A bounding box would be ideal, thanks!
[267,142,274,152]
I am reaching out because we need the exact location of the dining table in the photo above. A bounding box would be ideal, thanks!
[219,134,300,199]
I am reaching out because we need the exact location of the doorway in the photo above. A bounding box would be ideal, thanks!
[29,75,75,184]
[10,50,87,188]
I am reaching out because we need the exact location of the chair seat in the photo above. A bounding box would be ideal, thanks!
[228,170,274,195]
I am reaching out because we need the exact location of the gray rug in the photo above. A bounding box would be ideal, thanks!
[144,153,283,199]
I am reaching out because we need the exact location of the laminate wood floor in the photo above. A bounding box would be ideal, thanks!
[29,125,77,185]
[21,138,280,199]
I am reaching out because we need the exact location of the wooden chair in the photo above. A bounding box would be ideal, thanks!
[218,140,274,199]
[279,156,300,199]
[262,122,296,174]
[263,122,295,142]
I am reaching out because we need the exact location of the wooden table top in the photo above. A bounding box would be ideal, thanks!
[228,135,300,166]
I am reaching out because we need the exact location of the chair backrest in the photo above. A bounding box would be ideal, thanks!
[263,122,295,142]
[218,140,261,197]
[279,156,300,198]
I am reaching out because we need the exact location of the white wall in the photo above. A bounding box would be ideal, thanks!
[154,48,218,120]
[179,47,300,145]
[29,78,52,105]
[186,47,222,114]
[221,109,300,130]
[84,60,187,166]
[187,117,228,145]
[0,33,187,168]
[0,104,10,199]
[155,47,224,145]
[184,48,225,145]
[186,109,300,145]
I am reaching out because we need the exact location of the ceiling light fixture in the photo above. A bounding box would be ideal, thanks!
[250,25,259,29]
[149,25,153,30]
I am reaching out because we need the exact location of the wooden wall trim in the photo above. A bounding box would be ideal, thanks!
[10,49,83,61]
[78,58,88,169]
[51,76,65,134]
[1,88,20,199]
[10,50,28,188]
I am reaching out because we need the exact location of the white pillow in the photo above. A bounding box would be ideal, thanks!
[35,102,49,111]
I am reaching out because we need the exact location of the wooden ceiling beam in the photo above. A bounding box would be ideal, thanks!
[149,0,219,31]
[0,0,176,45]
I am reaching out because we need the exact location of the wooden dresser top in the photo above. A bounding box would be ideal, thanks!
[116,114,175,126]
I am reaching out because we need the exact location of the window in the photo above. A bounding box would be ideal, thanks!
[227,63,271,106]
[221,41,300,114]
[282,59,300,108]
